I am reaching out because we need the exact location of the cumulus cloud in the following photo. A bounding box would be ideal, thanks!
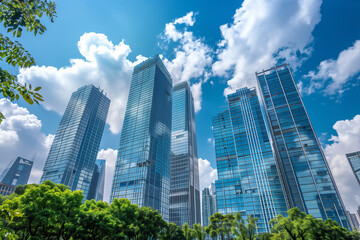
[198,158,218,191]
[301,40,360,95]
[324,115,360,212]
[18,32,146,134]
[161,12,213,112]
[97,148,118,202]
[212,0,322,95]
[0,99,53,184]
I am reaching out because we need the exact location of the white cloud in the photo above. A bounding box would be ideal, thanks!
[324,115,360,212]
[198,158,218,191]
[212,0,322,95]
[18,32,147,134]
[161,12,213,112]
[302,40,360,95]
[97,148,118,202]
[174,12,196,26]
[0,99,53,184]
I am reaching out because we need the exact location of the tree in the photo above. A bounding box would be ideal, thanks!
[231,212,258,240]
[0,205,22,240]
[270,208,311,240]
[0,0,57,123]
[206,213,235,240]
[160,222,185,240]
[134,206,167,240]
[193,223,206,240]
[109,198,138,239]
[73,200,116,240]
[3,180,83,240]
[0,184,36,205]
[183,223,194,240]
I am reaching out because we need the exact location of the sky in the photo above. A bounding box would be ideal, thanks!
[1,0,360,213]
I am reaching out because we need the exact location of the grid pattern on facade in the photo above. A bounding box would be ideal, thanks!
[110,55,172,221]
[41,85,110,199]
[346,151,360,185]
[202,187,217,240]
[0,183,16,196]
[212,87,287,233]
[0,157,33,187]
[170,82,201,226]
[87,159,105,201]
[256,64,349,229]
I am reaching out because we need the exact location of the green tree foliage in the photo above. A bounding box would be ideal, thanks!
[1,182,359,240]
[0,205,22,240]
[0,0,57,124]
[160,222,185,240]
[269,207,360,240]
[72,200,116,240]
[231,212,257,240]
[3,180,83,239]
[192,223,206,240]
[206,213,235,240]
[182,223,195,240]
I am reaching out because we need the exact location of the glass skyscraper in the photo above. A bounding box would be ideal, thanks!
[110,55,172,221]
[0,156,33,187]
[212,87,288,233]
[256,64,349,228]
[170,81,201,226]
[87,159,106,201]
[41,85,110,199]
[202,183,217,238]
[346,151,360,185]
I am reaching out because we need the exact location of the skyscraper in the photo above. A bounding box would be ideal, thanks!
[110,55,172,221]
[212,87,288,233]
[0,157,33,187]
[202,184,217,239]
[350,213,360,230]
[0,156,33,196]
[170,81,201,226]
[256,64,349,229]
[347,211,360,230]
[346,151,360,185]
[87,159,106,201]
[41,85,110,199]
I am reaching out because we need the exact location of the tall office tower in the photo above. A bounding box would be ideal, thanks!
[346,211,355,229]
[357,206,360,220]
[347,211,360,230]
[170,81,201,226]
[202,184,217,229]
[110,55,172,221]
[41,85,110,199]
[256,64,349,228]
[0,157,33,186]
[0,157,33,196]
[350,213,360,230]
[346,151,360,185]
[212,87,288,233]
[87,159,106,201]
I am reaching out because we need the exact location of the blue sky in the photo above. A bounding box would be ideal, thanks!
[1,0,360,211]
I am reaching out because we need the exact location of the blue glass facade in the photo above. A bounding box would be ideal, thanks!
[170,81,201,226]
[41,85,110,199]
[0,157,33,187]
[212,87,287,233]
[110,55,172,221]
[346,151,360,185]
[87,159,106,201]
[256,64,349,229]
[202,185,217,240]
